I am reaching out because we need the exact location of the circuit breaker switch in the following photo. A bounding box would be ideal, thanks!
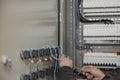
[83,52,119,68]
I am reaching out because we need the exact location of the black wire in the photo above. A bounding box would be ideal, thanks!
[57,0,60,46]
[80,13,115,24]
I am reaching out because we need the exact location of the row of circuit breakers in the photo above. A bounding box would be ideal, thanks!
[83,52,120,69]
[20,46,61,80]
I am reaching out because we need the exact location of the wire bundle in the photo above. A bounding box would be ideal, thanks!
[49,46,61,80]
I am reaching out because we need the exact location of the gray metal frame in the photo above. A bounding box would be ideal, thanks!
[63,0,83,68]
[63,0,76,67]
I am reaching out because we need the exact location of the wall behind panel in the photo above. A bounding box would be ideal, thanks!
[0,0,58,80]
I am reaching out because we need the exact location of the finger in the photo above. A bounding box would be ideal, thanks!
[82,65,94,69]
[81,65,96,71]
[81,66,93,73]
[86,74,94,80]
[81,72,94,80]
[82,72,86,75]
[85,73,90,76]
[93,78,99,80]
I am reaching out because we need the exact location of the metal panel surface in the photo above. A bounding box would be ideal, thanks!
[0,0,58,80]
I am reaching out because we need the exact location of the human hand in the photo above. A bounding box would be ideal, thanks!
[81,66,105,80]
[60,54,73,68]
